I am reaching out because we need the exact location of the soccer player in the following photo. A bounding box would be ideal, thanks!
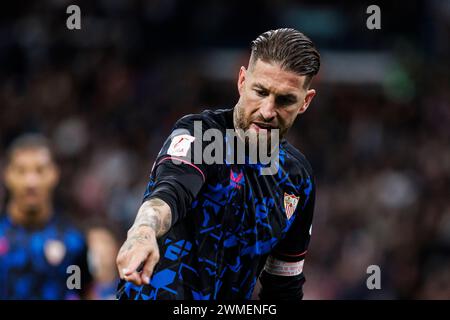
[116,28,320,300]
[0,134,91,299]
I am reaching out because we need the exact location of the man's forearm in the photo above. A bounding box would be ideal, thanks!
[128,198,172,238]
[117,197,171,285]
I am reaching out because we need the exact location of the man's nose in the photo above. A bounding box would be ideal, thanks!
[260,98,277,122]
[24,172,40,188]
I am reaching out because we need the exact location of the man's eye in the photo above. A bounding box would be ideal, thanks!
[276,97,289,106]
[276,96,296,106]
[255,89,268,97]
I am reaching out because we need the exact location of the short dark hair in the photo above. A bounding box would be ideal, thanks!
[6,133,54,164]
[250,28,321,88]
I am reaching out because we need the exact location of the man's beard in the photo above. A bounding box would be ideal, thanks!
[25,205,41,216]
[15,202,47,228]
[232,105,288,166]
[233,104,289,145]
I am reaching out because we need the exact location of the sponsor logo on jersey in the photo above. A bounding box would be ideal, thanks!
[230,170,244,189]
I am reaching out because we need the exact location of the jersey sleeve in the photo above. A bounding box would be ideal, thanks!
[259,174,316,300]
[143,114,213,227]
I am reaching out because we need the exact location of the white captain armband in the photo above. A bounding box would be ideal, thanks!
[264,255,304,276]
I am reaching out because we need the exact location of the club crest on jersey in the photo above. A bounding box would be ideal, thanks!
[284,193,300,219]
[167,134,196,157]
[44,240,66,266]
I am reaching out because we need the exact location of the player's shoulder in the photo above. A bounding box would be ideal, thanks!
[174,107,233,131]
[281,140,314,179]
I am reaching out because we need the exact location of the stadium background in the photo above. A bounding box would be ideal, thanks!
[0,0,449,299]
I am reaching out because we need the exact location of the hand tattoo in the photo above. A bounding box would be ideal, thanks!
[123,233,152,252]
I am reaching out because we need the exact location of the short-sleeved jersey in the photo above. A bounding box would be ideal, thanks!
[0,214,91,299]
[119,108,315,300]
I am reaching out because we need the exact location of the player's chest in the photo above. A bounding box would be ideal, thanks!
[0,230,73,271]
[198,164,303,238]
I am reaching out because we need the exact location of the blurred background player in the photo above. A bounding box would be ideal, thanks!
[0,134,92,299]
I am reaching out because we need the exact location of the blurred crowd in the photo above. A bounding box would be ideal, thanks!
[0,0,449,299]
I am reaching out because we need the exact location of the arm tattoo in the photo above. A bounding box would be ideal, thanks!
[132,198,172,238]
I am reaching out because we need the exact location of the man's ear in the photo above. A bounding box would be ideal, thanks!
[237,66,247,96]
[48,164,60,189]
[298,89,316,114]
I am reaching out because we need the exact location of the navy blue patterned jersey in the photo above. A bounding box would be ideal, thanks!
[119,108,315,300]
[0,214,91,299]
